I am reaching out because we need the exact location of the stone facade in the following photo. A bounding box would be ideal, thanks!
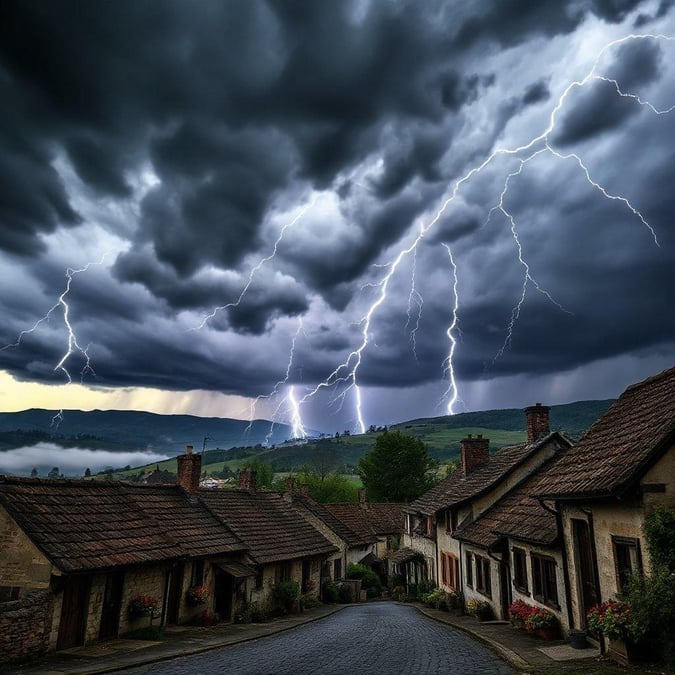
[0,589,54,664]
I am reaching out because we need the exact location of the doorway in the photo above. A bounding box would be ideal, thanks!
[165,563,184,625]
[99,571,125,640]
[57,575,91,650]
[214,568,233,621]
[572,518,599,626]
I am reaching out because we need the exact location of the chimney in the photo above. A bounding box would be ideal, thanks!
[238,468,257,492]
[176,444,201,493]
[299,483,310,496]
[358,488,367,507]
[524,403,550,444]
[460,434,490,475]
[284,475,297,501]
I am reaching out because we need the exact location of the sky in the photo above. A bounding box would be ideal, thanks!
[0,0,674,436]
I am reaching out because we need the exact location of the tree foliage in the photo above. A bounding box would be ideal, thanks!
[294,468,358,503]
[357,431,435,502]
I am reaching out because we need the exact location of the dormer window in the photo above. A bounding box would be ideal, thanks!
[445,509,458,532]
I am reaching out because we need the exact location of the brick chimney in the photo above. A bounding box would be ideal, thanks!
[285,475,297,495]
[239,468,257,492]
[176,445,201,493]
[358,488,367,508]
[525,403,550,444]
[460,434,490,475]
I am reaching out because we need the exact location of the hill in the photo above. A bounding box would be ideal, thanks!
[0,408,298,454]
[105,399,614,480]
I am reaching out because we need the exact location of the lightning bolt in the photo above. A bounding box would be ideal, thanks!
[404,246,423,362]
[192,199,315,330]
[1,256,106,425]
[441,244,460,415]
[299,33,671,432]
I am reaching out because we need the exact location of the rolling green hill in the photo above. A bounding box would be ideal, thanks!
[105,399,614,480]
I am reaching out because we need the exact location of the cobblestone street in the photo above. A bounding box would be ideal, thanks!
[125,603,514,675]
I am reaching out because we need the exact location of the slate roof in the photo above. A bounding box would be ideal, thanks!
[536,366,675,500]
[454,448,573,549]
[404,437,560,517]
[324,502,405,542]
[198,488,337,564]
[0,477,183,573]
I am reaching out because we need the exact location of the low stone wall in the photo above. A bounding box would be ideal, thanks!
[0,589,54,663]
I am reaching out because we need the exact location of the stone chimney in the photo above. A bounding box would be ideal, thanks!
[525,403,550,444]
[285,475,297,495]
[239,468,257,492]
[460,434,490,475]
[358,488,367,507]
[176,444,201,493]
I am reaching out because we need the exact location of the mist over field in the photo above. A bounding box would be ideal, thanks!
[0,443,169,477]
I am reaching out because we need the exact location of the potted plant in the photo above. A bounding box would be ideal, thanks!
[466,599,493,622]
[186,585,209,606]
[273,580,300,613]
[508,599,533,629]
[586,600,644,661]
[525,607,558,640]
[128,594,161,621]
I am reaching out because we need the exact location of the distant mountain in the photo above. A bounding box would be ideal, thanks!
[0,409,298,454]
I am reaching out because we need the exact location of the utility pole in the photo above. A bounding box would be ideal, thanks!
[202,436,210,456]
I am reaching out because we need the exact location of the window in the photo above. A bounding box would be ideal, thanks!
[275,562,292,584]
[513,548,528,593]
[441,553,460,590]
[465,551,473,588]
[531,554,558,607]
[612,536,642,593]
[475,555,491,597]
[425,516,434,537]
[333,558,342,580]
[445,509,458,532]
[0,586,20,603]
[191,559,205,587]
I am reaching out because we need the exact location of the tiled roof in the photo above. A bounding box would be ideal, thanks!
[404,439,551,516]
[0,477,183,573]
[324,502,405,542]
[536,366,675,499]
[198,488,337,564]
[290,494,370,546]
[123,484,246,557]
[455,448,573,548]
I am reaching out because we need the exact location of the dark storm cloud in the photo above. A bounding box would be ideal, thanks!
[1,0,674,419]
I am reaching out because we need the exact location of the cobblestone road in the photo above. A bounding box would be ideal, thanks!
[125,603,514,675]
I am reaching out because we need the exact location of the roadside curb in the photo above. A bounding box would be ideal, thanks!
[413,605,531,673]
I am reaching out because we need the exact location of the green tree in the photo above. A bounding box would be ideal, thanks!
[357,430,435,502]
[293,467,358,503]
[243,459,274,489]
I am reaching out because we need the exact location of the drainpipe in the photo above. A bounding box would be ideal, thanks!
[539,498,574,632]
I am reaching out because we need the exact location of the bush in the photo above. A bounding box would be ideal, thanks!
[322,581,340,603]
[346,563,382,598]
[272,580,300,611]
[338,582,354,603]
[466,599,493,621]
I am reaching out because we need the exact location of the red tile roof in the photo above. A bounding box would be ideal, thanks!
[198,488,337,564]
[536,366,675,499]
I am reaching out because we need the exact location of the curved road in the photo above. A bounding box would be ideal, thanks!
[126,603,514,675]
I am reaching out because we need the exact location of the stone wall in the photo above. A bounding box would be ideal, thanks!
[0,589,54,663]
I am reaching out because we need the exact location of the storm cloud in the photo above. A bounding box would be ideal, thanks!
[0,0,674,431]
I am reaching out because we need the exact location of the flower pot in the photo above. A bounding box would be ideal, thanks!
[569,630,587,649]
[536,626,558,641]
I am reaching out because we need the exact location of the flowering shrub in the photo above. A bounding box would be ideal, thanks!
[525,607,557,631]
[128,594,161,618]
[509,599,533,624]
[186,585,209,605]
[587,600,639,641]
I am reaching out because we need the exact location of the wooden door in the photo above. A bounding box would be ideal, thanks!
[99,571,124,640]
[214,568,233,621]
[572,518,599,625]
[57,575,91,650]
[165,563,184,625]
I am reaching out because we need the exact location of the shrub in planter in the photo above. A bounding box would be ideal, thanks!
[466,599,493,621]
[446,589,464,612]
[525,608,557,633]
[273,580,300,612]
[128,594,161,619]
[508,599,533,627]
[586,600,640,642]
[322,581,340,603]
[346,563,382,598]
[185,585,209,606]
[338,582,354,603]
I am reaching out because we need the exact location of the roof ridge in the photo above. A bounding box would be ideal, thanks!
[622,364,675,395]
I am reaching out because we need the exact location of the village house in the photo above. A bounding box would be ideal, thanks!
[400,404,572,616]
[324,491,405,585]
[535,366,675,655]
[0,469,246,661]
[196,466,338,616]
